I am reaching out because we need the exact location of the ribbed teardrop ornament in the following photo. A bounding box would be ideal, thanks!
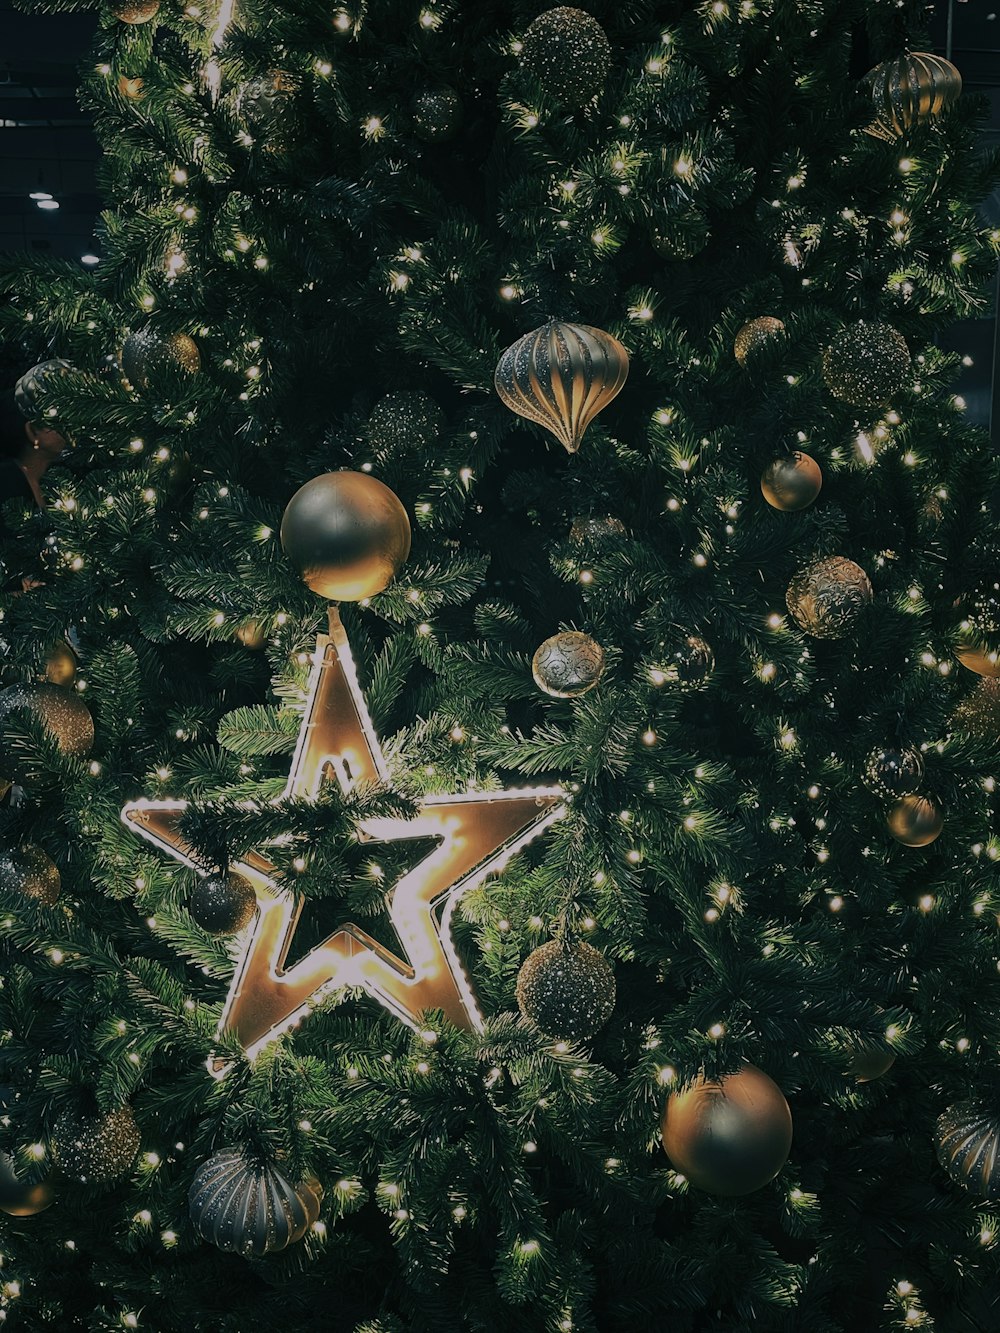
[936,1102,1000,1199]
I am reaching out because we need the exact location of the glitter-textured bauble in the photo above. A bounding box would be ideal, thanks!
[848,1047,896,1083]
[366,391,444,459]
[734,317,785,366]
[952,679,1000,739]
[189,1150,323,1256]
[122,328,201,390]
[956,589,1000,676]
[760,452,822,511]
[863,52,962,142]
[495,319,629,455]
[659,634,715,686]
[661,1064,793,1197]
[14,359,74,420]
[519,7,611,108]
[822,321,911,410]
[650,211,711,261]
[412,86,463,142]
[516,939,616,1040]
[0,683,94,759]
[569,515,627,549]
[118,74,145,100]
[189,872,257,936]
[0,845,61,906]
[532,631,605,698]
[44,641,77,687]
[52,1104,140,1184]
[785,557,873,639]
[886,795,942,847]
[863,746,925,798]
[107,0,159,22]
[0,1154,54,1217]
[237,71,301,152]
[937,1103,1000,1199]
[235,620,267,650]
[281,471,411,603]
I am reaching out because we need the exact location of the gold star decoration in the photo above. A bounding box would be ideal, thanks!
[122,609,564,1059]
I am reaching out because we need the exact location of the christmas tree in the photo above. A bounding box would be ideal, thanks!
[0,0,998,1328]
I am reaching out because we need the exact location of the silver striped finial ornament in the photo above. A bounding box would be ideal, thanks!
[189,1150,323,1256]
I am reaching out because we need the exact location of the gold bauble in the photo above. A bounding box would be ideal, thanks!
[847,1046,896,1083]
[235,620,267,651]
[532,631,605,698]
[52,1104,140,1184]
[937,1102,1000,1199]
[822,321,911,410]
[785,557,873,639]
[107,0,160,22]
[734,316,785,366]
[43,641,77,687]
[952,679,1000,738]
[0,845,61,906]
[118,75,145,100]
[886,795,942,847]
[495,319,629,454]
[956,642,1000,678]
[0,1154,54,1217]
[280,471,411,602]
[515,939,616,1040]
[0,683,94,760]
[122,328,201,390]
[863,52,962,142]
[760,452,822,511]
[661,1064,793,1196]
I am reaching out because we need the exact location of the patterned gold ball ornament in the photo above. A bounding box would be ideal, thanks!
[0,845,61,906]
[189,872,257,936]
[44,640,77,687]
[237,71,301,152]
[121,328,201,390]
[734,317,785,366]
[0,1154,54,1217]
[14,359,75,420]
[0,683,95,760]
[760,452,822,512]
[952,679,1000,739]
[822,321,911,410]
[412,86,463,142]
[495,319,629,455]
[106,0,159,22]
[519,7,611,107]
[516,939,616,1040]
[862,746,925,798]
[937,1103,1000,1199]
[863,52,962,142]
[785,557,873,639]
[532,631,605,698]
[52,1104,140,1184]
[661,1064,793,1197]
[280,471,411,602]
[886,795,943,847]
[847,1046,896,1083]
[189,1150,323,1256]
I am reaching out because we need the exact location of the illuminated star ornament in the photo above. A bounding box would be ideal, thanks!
[122,610,564,1058]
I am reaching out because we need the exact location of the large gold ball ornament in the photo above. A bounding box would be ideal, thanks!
[661,1064,793,1197]
[956,643,1000,678]
[0,683,95,761]
[52,1104,140,1184]
[734,316,785,366]
[0,845,61,906]
[495,319,629,455]
[43,640,77,687]
[863,52,962,142]
[886,795,942,847]
[122,328,201,390]
[107,0,159,21]
[822,321,911,409]
[785,557,873,639]
[189,1150,323,1256]
[280,471,411,603]
[937,1103,1000,1199]
[532,631,605,698]
[0,1154,54,1217]
[760,452,822,511]
[516,939,616,1040]
[14,359,75,421]
[519,7,611,107]
[952,679,1000,739]
[862,746,924,799]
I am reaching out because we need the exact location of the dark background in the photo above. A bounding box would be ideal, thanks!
[0,0,997,431]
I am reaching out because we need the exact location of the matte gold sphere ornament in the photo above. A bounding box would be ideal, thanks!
[43,640,77,687]
[189,1150,323,1256]
[235,620,267,650]
[0,845,61,906]
[14,358,75,421]
[280,471,412,603]
[862,745,925,798]
[937,1103,1000,1199]
[495,319,630,455]
[734,316,785,366]
[0,1154,54,1217]
[52,1104,140,1184]
[516,938,616,1040]
[532,630,605,698]
[121,328,201,390]
[863,52,962,142]
[189,872,257,936]
[760,451,822,511]
[848,1046,896,1083]
[886,794,943,847]
[956,641,1000,678]
[785,557,873,639]
[822,321,911,410]
[106,0,159,21]
[661,1063,793,1196]
[0,683,95,760]
[518,7,611,107]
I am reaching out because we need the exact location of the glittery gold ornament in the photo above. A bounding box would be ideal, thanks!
[43,641,77,687]
[14,359,75,421]
[519,7,611,107]
[848,1046,896,1083]
[760,452,822,511]
[118,74,145,100]
[785,557,872,639]
[516,939,616,1040]
[0,1153,53,1217]
[532,631,605,698]
[952,679,1000,738]
[122,328,201,390]
[569,515,626,548]
[886,795,942,847]
[0,845,61,906]
[822,321,911,409]
[237,71,301,152]
[412,86,463,142]
[734,316,785,366]
[107,0,159,21]
[52,1104,140,1184]
[937,1102,1000,1199]
[862,746,924,798]
[189,1151,322,1256]
[189,872,257,936]
[661,1064,793,1196]
[863,52,962,142]
[366,391,444,460]
[0,683,94,762]
[280,471,411,602]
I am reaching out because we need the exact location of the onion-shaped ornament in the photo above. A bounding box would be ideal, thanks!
[863,52,962,142]
[495,320,629,454]
[937,1102,1000,1199]
[189,1150,323,1256]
